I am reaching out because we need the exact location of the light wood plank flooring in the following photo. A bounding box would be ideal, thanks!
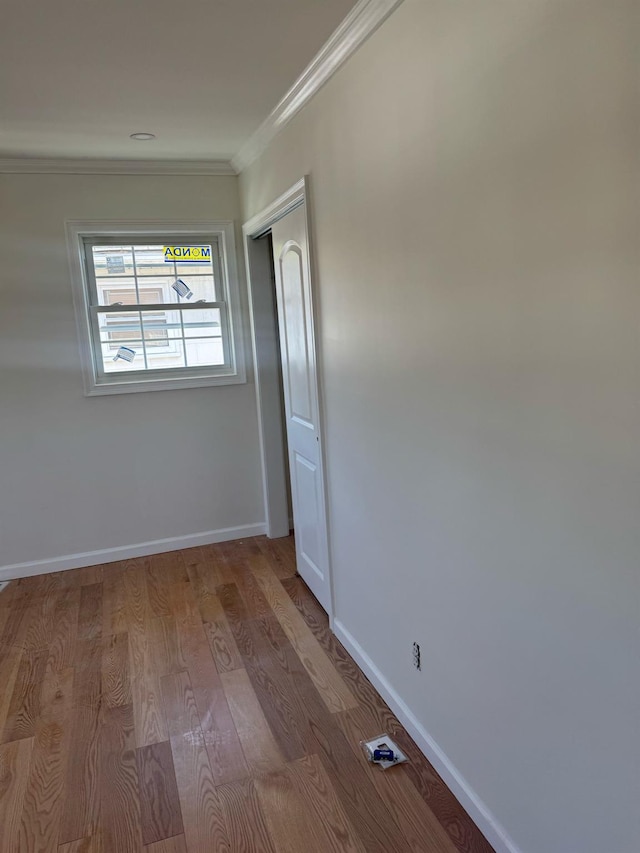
[0,535,493,852]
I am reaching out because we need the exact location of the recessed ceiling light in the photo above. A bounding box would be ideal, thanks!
[129,132,156,141]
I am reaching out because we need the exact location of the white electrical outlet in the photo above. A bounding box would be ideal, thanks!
[361,734,407,769]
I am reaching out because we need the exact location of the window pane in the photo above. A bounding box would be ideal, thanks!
[96,278,137,306]
[181,308,221,338]
[173,275,216,302]
[132,245,167,277]
[165,276,217,303]
[101,342,144,372]
[141,309,181,347]
[90,246,218,304]
[146,344,186,370]
[138,279,175,303]
[98,311,142,346]
[185,338,225,367]
[92,247,134,278]
[98,279,178,306]
[174,245,214,276]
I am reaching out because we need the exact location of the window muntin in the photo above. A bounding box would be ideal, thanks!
[84,238,229,379]
[101,287,169,349]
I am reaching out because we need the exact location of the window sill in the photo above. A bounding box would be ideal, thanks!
[84,369,246,396]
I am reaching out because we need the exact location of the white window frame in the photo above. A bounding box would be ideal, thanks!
[66,220,246,395]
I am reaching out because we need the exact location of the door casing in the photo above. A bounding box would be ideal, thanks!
[243,176,334,622]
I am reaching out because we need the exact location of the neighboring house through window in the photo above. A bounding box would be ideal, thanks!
[101,286,169,349]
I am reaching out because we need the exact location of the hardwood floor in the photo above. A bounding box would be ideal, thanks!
[0,536,493,852]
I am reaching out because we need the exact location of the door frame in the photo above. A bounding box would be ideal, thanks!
[243,176,334,621]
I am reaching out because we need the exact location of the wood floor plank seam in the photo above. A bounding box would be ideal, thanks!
[58,636,102,846]
[2,649,49,744]
[247,551,358,713]
[0,736,36,851]
[136,740,184,846]
[100,703,143,852]
[18,664,74,853]
[219,668,286,777]
[172,613,249,786]
[160,670,232,852]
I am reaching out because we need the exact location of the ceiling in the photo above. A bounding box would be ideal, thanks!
[0,0,358,161]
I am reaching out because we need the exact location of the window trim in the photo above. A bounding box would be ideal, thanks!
[66,220,246,395]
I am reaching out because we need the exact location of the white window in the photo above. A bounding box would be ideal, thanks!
[66,221,245,394]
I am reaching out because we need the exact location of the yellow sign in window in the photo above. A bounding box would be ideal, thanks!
[164,246,211,263]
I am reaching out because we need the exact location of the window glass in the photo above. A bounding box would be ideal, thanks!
[88,240,224,376]
[93,247,135,277]
[92,244,217,304]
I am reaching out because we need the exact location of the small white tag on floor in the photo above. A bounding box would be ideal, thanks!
[0,581,10,594]
[361,734,407,769]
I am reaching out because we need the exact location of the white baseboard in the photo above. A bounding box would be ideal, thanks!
[0,522,266,582]
[333,619,522,853]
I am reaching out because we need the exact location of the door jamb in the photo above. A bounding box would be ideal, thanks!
[243,176,334,621]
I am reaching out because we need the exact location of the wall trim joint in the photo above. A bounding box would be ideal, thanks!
[0,522,266,581]
[231,0,405,173]
[0,158,236,175]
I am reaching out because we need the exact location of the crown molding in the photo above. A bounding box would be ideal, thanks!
[0,158,236,176]
[231,0,405,174]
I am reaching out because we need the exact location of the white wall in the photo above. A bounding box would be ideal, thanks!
[0,173,264,571]
[240,2,639,851]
